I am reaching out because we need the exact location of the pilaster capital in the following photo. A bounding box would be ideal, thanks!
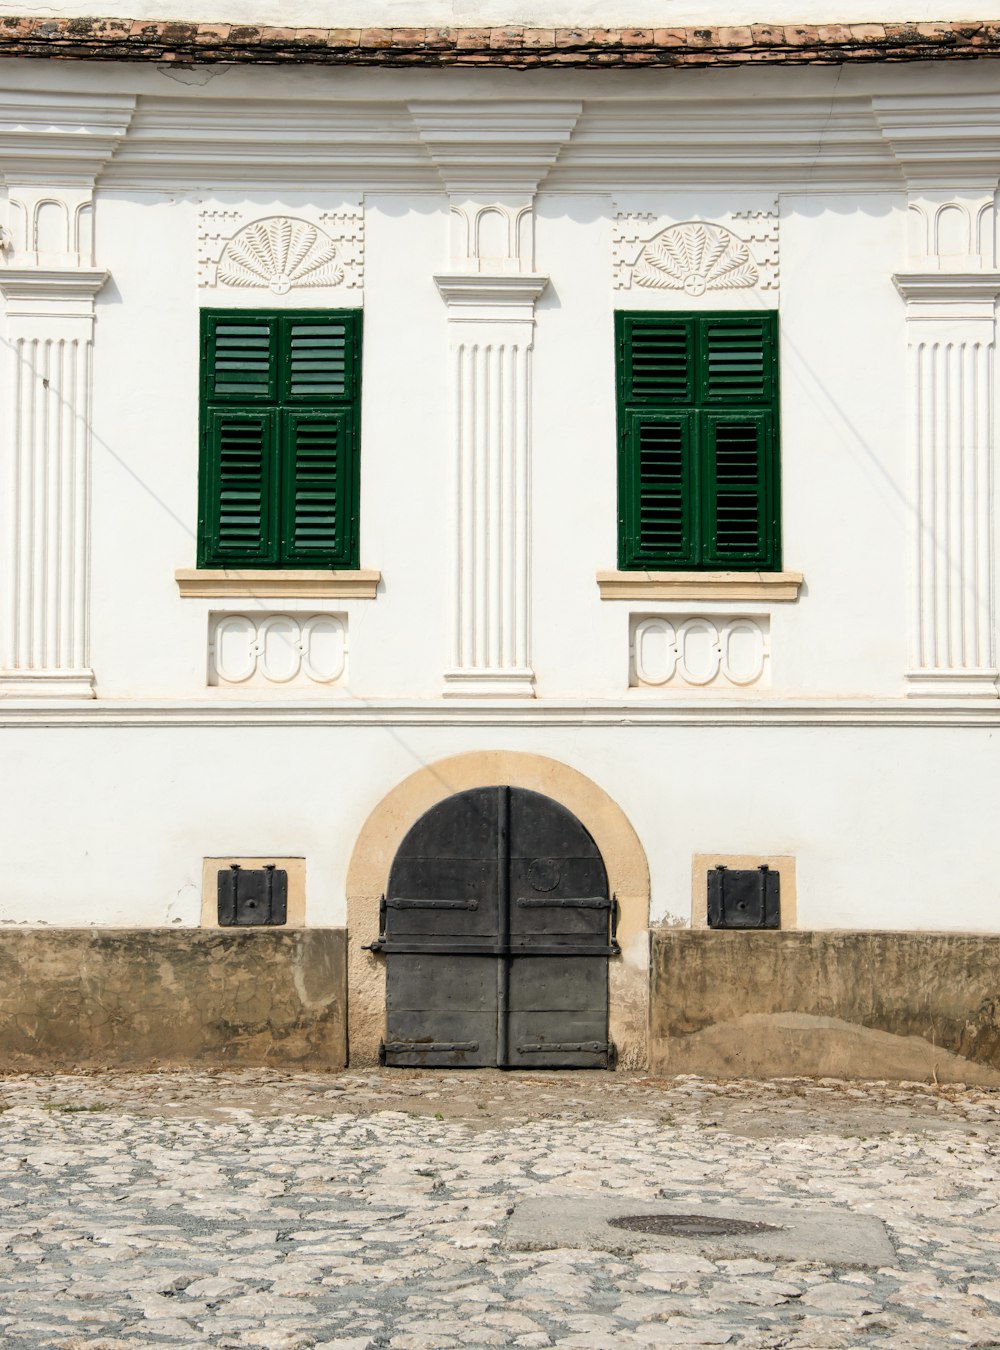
[409,100,581,195]
[0,266,108,324]
[434,271,548,323]
[893,270,1000,321]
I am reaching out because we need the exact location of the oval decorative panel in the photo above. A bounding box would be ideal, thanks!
[210,613,347,687]
[631,616,769,689]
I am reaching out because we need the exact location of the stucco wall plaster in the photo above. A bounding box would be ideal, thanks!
[84,187,908,702]
[3,723,999,935]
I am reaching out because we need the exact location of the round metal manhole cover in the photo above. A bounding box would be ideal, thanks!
[609,1213,782,1238]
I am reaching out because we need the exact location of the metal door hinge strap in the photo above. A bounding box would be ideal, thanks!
[384,1041,479,1054]
[373,941,620,956]
[517,1042,609,1054]
[516,895,611,908]
[387,897,480,910]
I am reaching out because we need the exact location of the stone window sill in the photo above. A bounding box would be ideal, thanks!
[597,570,803,601]
[176,569,381,599]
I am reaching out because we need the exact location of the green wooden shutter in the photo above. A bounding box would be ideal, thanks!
[281,316,354,401]
[281,409,354,567]
[617,308,780,571]
[702,412,775,567]
[200,308,362,570]
[201,409,277,565]
[620,411,697,568]
[618,313,695,406]
[278,313,359,565]
[203,314,278,403]
[698,314,775,406]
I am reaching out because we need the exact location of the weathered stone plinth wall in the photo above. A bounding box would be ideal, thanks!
[652,930,1000,1086]
[0,928,347,1071]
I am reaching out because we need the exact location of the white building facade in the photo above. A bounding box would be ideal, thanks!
[2,10,1000,1078]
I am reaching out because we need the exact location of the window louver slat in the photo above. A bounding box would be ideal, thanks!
[631,413,694,565]
[207,411,274,561]
[706,417,769,563]
[287,321,348,399]
[210,321,275,400]
[284,412,347,560]
[625,317,693,404]
[702,319,771,403]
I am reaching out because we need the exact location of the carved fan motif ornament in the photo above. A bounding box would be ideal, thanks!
[217,216,344,294]
[634,222,759,295]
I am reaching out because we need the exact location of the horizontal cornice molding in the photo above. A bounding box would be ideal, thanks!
[100,96,441,190]
[1,19,999,69]
[548,94,902,190]
[1,698,999,727]
[99,92,910,192]
[0,87,992,194]
[0,79,996,197]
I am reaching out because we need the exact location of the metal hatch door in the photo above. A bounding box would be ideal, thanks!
[374,786,616,1069]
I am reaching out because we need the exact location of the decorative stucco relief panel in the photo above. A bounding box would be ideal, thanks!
[209,613,347,688]
[613,197,779,300]
[198,201,364,294]
[631,615,770,690]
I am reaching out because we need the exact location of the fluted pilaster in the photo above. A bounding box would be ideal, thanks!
[895,270,1000,697]
[438,273,544,698]
[0,268,107,697]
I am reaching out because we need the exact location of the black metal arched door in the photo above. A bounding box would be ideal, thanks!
[370,786,617,1069]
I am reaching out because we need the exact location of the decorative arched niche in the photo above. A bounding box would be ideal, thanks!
[345,751,651,1069]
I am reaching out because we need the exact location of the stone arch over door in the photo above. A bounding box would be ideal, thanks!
[346,752,650,1068]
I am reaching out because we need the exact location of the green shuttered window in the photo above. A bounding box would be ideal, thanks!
[616,311,780,571]
[199,309,361,569]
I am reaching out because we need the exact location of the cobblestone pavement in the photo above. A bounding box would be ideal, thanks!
[1,1069,999,1349]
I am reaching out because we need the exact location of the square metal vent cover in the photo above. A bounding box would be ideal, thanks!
[217,864,288,926]
[707,864,780,929]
